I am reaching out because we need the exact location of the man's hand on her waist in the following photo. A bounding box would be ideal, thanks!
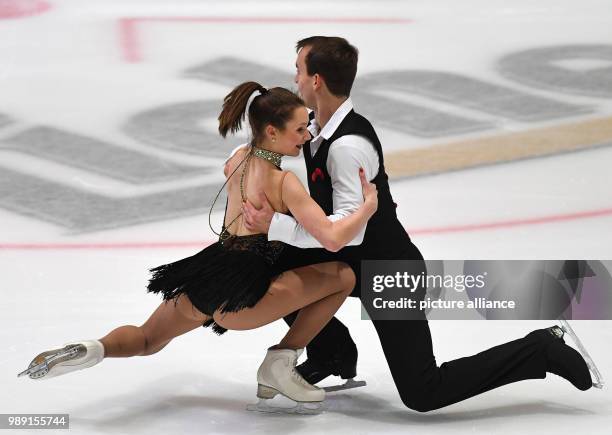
[242,191,274,234]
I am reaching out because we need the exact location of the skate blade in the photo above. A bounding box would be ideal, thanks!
[323,378,367,393]
[17,345,84,380]
[559,319,605,389]
[246,398,325,415]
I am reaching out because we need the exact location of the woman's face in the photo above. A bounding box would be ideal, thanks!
[268,106,311,157]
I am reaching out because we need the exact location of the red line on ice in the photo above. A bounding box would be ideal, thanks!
[410,207,612,235]
[0,0,51,20]
[2,207,612,250]
[118,16,413,63]
[0,241,211,250]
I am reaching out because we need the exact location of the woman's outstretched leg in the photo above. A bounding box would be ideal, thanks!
[100,294,209,357]
[19,294,209,380]
[214,261,355,348]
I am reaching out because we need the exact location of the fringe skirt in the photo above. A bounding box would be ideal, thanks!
[146,234,286,335]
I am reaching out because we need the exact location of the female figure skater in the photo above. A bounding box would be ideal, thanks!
[18,82,378,409]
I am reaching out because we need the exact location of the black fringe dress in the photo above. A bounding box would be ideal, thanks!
[146,233,285,335]
[146,148,287,335]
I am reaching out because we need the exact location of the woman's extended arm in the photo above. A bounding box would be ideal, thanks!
[281,168,377,252]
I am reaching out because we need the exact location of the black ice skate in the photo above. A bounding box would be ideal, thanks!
[556,320,604,389]
[296,357,366,393]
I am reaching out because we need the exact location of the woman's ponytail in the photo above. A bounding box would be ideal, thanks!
[218,81,266,138]
[218,81,304,146]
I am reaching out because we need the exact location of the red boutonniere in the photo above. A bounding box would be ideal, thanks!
[311,167,325,183]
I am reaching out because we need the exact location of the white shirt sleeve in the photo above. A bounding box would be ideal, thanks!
[268,135,379,248]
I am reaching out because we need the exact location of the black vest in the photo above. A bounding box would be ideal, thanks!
[303,109,411,262]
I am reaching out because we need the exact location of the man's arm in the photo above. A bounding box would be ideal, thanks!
[244,135,379,248]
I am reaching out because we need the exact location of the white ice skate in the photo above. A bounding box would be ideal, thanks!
[558,320,605,389]
[17,340,105,380]
[247,347,326,415]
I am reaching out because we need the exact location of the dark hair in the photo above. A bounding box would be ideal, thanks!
[218,81,304,145]
[296,36,358,97]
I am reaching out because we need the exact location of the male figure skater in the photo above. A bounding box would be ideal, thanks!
[243,36,595,412]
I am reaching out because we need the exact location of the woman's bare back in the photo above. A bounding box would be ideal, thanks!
[222,145,289,236]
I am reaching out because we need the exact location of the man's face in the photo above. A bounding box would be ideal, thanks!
[294,46,316,109]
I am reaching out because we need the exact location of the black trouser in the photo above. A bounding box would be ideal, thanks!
[273,242,552,412]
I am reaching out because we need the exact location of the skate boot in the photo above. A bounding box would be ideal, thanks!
[296,341,366,392]
[557,320,604,389]
[247,347,325,414]
[17,340,105,380]
[545,335,592,391]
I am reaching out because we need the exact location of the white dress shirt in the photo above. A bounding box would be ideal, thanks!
[267,98,380,248]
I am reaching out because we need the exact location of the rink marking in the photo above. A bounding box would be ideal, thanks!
[409,207,612,235]
[2,206,612,249]
[385,116,612,178]
[118,16,412,63]
[0,241,210,250]
[0,0,51,20]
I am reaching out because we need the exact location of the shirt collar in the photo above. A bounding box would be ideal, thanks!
[307,97,353,145]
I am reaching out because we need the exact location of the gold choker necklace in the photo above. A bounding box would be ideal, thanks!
[251,146,282,169]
